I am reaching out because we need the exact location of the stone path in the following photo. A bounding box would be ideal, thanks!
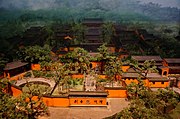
[14,78,55,88]
[40,98,129,119]
[172,87,180,95]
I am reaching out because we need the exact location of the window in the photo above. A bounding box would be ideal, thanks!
[163,71,167,76]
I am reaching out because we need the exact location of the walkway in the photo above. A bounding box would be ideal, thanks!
[14,78,55,88]
[40,98,129,119]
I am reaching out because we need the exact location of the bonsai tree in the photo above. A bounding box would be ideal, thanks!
[0,78,48,119]
[17,45,51,67]
[71,23,86,44]
[130,59,158,77]
[101,22,115,44]
[97,43,111,61]
[49,62,74,95]
[96,43,115,74]
[104,57,124,87]
[60,47,91,74]
[106,59,180,119]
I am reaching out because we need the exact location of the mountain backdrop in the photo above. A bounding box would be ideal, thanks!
[0,0,179,22]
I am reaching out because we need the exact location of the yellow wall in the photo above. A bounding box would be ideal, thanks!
[69,47,75,51]
[91,62,101,69]
[72,74,84,79]
[105,89,127,98]
[124,78,139,85]
[9,72,26,81]
[31,64,41,70]
[11,86,22,97]
[149,81,169,88]
[69,98,106,106]
[124,79,149,87]
[98,75,107,79]
[121,66,130,72]
[43,97,69,107]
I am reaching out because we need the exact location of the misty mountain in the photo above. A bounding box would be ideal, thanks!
[138,0,180,8]
[0,0,179,21]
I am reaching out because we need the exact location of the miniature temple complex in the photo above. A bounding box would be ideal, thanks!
[2,18,180,107]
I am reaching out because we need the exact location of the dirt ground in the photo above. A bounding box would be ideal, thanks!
[39,98,129,119]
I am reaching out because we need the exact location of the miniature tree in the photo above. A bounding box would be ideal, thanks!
[96,43,113,74]
[71,23,86,44]
[101,22,115,44]
[17,45,51,67]
[127,59,158,99]
[60,47,91,74]
[130,59,158,77]
[0,58,8,75]
[106,59,180,119]
[104,57,123,87]
[0,78,48,119]
[97,43,111,61]
[49,62,72,95]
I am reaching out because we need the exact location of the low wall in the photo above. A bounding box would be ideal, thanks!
[99,75,107,79]
[43,96,69,107]
[124,79,139,85]
[105,87,127,98]
[11,86,22,97]
[149,81,169,88]
[71,74,107,79]
[71,74,84,79]
[9,72,26,81]
[121,66,130,72]
[10,85,107,107]
[69,97,106,106]
[31,64,41,70]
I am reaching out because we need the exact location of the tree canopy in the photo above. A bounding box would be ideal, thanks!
[17,45,51,64]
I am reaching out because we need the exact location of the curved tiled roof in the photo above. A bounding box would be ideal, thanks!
[164,58,180,64]
[4,61,28,70]
[132,56,162,62]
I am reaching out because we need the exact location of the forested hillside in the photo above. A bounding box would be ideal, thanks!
[0,0,179,69]
[0,0,179,22]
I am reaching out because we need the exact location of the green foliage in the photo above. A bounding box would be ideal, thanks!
[49,62,75,95]
[0,20,26,40]
[22,82,50,95]
[0,79,48,119]
[32,70,44,78]
[24,71,32,77]
[104,57,123,82]
[168,103,180,119]
[61,48,91,73]
[97,44,111,61]
[157,88,180,107]
[105,60,180,119]
[1,0,179,24]
[17,45,51,64]
[0,58,8,75]
[101,22,115,44]
[43,25,55,46]
[130,59,158,77]
[71,23,86,44]
[32,70,55,78]
[115,78,180,119]
[97,78,107,83]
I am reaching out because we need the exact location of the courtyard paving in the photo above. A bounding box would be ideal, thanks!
[40,98,129,119]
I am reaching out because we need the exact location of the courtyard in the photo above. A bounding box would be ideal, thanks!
[40,98,129,119]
